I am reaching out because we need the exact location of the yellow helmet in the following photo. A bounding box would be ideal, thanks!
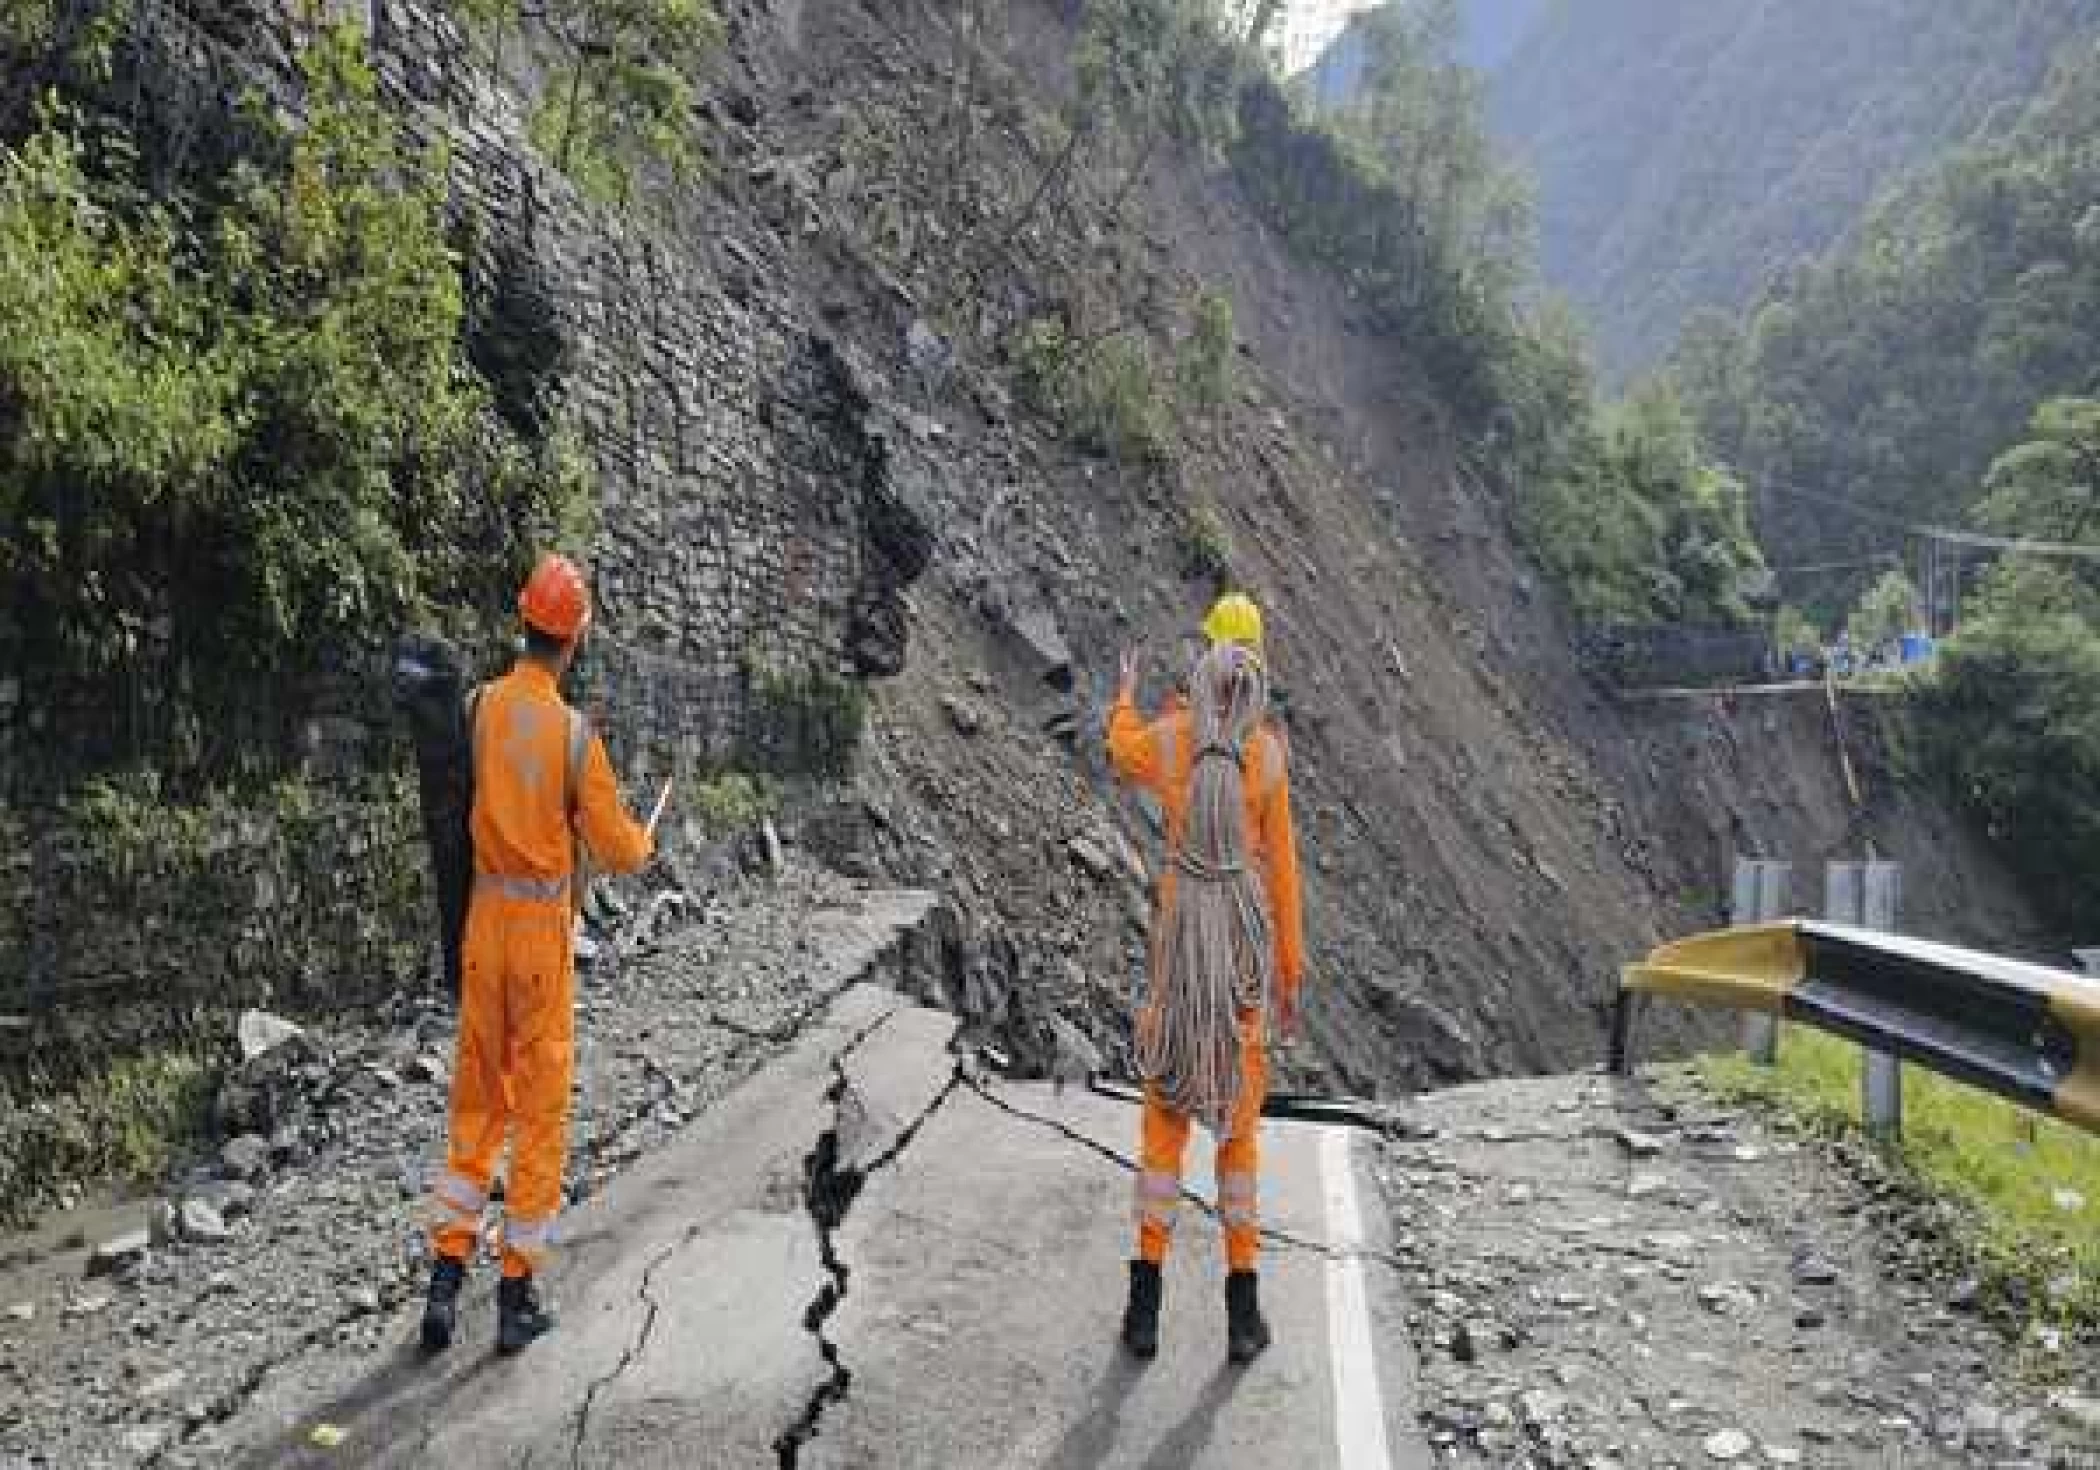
[1202,593,1264,654]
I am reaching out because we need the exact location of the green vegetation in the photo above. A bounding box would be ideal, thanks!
[1920,560,2100,927]
[1075,0,1245,176]
[739,662,867,779]
[1013,317,1170,465]
[685,771,778,836]
[1972,398,2100,543]
[1512,379,1765,626]
[1847,570,1920,651]
[1178,502,1234,586]
[0,26,584,751]
[1910,402,2100,927]
[1674,36,2100,604]
[1639,17,2100,922]
[487,0,722,203]
[1225,2,1765,627]
[1773,605,1820,664]
[1177,287,1235,412]
[1698,1029,2100,1331]
[0,1049,217,1223]
[1492,1,2098,380]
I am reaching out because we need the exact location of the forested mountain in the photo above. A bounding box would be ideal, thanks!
[1304,1,1545,117]
[1454,0,1544,72]
[1664,32,2100,929]
[1676,34,2100,583]
[1490,0,2100,381]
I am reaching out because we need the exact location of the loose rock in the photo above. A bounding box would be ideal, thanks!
[86,1230,150,1277]
[1615,1128,1667,1159]
[346,1286,381,1317]
[179,1199,231,1245]
[222,1134,271,1182]
[1703,1427,1753,1461]
[237,1009,305,1063]
[1066,835,1114,879]
[2050,1391,2100,1438]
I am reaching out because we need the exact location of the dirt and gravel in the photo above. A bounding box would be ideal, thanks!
[1381,1070,2100,1469]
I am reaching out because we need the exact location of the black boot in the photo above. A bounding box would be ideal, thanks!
[1120,1260,1162,1360]
[497,1274,556,1355]
[420,1256,466,1354]
[1226,1270,1270,1365]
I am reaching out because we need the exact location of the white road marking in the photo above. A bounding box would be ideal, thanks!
[1321,1127,1393,1470]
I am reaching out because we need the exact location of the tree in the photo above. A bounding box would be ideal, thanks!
[0,27,583,715]
[1847,571,1919,652]
[1674,38,2100,615]
[1510,376,1766,627]
[1773,605,1820,660]
[1972,397,2100,542]
[450,0,722,204]
[1924,556,2100,926]
[1919,399,2100,929]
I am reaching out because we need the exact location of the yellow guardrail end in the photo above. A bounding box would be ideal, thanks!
[2055,1072,2100,1133]
[2049,984,2100,1131]
[1620,922,1804,1015]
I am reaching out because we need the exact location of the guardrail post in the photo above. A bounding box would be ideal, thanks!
[1736,859,1789,1065]
[1828,860,1904,1140]
[1859,862,1903,1140]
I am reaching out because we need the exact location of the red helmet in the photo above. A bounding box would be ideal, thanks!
[518,553,591,640]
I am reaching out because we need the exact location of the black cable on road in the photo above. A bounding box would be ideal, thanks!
[960,1075,1409,1270]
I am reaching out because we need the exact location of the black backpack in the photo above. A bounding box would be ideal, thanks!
[393,635,587,1001]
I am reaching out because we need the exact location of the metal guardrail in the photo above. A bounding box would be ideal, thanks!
[1609,921,2100,1135]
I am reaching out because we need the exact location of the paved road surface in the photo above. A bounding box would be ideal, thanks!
[223,985,1425,1468]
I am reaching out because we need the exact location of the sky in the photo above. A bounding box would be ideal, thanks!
[1279,0,1384,71]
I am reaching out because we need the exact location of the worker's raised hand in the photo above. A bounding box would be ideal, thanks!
[1118,648,1142,697]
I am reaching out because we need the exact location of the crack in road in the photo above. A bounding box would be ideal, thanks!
[566,1003,913,1469]
[773,1037,966,1467]
[962,1076,1409,1270]
[566,1219,699,1469]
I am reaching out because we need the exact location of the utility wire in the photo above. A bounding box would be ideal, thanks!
[1753,479,2100,562]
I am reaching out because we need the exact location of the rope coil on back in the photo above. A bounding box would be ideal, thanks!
[1136,643,1274,1137]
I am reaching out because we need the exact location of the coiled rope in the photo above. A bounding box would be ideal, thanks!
[1134,644,1274,1138]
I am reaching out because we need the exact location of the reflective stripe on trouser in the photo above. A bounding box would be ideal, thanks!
[426,1167,488,1243]
[1136,1013,1267,1274]
[503,1215,559,1276]
[428,891,575,1277]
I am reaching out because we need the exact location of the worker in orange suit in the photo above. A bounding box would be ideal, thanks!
[1107,592,1303,1366]
[422,553,654,1356]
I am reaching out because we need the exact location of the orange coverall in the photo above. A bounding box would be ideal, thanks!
[1108,689,1303,1273]
[429,661,652,1278]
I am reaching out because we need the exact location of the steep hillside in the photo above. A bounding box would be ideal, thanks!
[725,0,2055,1093]
[1490,0,2100,381]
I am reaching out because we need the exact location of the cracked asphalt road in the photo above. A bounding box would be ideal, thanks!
[209,985,1424,1468]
